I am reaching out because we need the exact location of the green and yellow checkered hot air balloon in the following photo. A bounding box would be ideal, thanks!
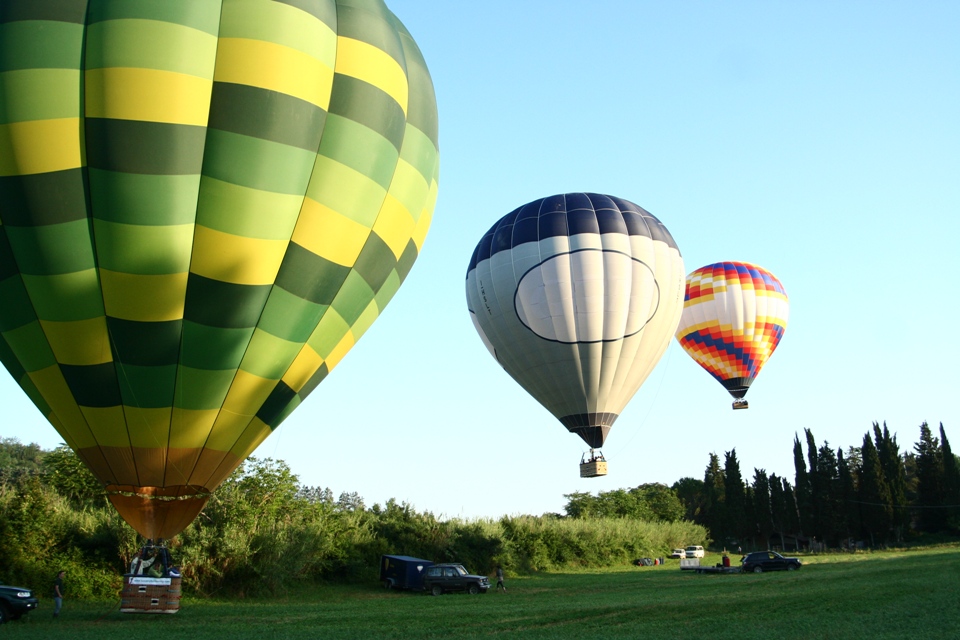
[0,0,439,539]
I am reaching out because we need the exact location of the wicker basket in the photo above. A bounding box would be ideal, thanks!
[579,460,608,478]
[120,575,182,614]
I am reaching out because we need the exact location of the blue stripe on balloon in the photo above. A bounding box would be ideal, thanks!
[466,193,679,275]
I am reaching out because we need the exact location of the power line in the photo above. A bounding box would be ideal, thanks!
[845,498,960,510]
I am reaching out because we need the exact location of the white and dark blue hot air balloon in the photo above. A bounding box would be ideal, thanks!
[465,193,684,476]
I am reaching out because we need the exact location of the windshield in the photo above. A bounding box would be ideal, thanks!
[454,565,467,575]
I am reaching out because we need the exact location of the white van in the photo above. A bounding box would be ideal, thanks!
[685,545,705,558]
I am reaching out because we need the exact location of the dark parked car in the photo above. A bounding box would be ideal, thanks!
[0,583,39,623]
[740,551,802,573]
[421,563,490,595]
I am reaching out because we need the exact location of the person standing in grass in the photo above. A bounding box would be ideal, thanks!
[496,566,507,592]
[52,570,65,618]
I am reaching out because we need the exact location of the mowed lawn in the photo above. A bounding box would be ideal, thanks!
[5,547,959,639]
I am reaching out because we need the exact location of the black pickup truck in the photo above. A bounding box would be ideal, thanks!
[0,582,40,623]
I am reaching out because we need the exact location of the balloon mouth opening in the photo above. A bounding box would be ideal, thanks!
[105,485,211,501]
[106,485,212,540]
[721,377,754,399]
[559,413,617,448]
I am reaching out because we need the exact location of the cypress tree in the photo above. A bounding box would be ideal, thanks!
[804,429,823,544]
[752,469,774,550]
[743,484,757,549]
[780,478,800,549]
[902,450,919,506]
[723,450,747,548]
[782,478,801,542]
[769,473,787,550]
[844,445,864,545]
[874,422,909,541]
[914,422,945,531]
[859,434,892,546]
[837,448,860,545]
[816,443,841,546]
[793,434,811,537]
[703,454,726,541]
[940,424,960,531]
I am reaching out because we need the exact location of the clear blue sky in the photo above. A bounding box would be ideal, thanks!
[3,0,958,520]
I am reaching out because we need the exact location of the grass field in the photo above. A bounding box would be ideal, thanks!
[4,546,959,639]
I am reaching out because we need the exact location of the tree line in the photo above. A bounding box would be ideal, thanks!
[665,422,960,551]
[0,438,704,598]
[3,420,954,598]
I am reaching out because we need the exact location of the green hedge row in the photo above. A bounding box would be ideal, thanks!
[0,455,706,598]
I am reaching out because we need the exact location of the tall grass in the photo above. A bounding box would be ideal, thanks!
[495,516,707,571]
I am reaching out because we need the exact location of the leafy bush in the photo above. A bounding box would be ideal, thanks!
[0,476,126,597]
[0,448,708,598]
[494,515,707,571]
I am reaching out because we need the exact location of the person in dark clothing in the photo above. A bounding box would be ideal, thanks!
[495,566,507,592]
[53,570,65,618]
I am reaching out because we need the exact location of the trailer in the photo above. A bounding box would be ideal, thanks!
[693,566,741,574]
[681,556,741,574]
[380,555,434,591]
[679,558,701,570]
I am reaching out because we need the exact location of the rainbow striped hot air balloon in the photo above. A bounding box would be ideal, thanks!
[675,262,788,409]
[0,0,439,539]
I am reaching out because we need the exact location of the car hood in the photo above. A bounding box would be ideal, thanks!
[0,585,33,592]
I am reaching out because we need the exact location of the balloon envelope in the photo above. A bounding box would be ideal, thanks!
[0,0,439,538]
[465,193,685,448]
[675,262,788,401]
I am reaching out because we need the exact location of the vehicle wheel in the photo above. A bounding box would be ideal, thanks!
[383,579,394,589]
[468,584,480,595]
[431,584,443,597]
[0,604,8,624]
[753,566,763,573]
[787,565,796,571]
